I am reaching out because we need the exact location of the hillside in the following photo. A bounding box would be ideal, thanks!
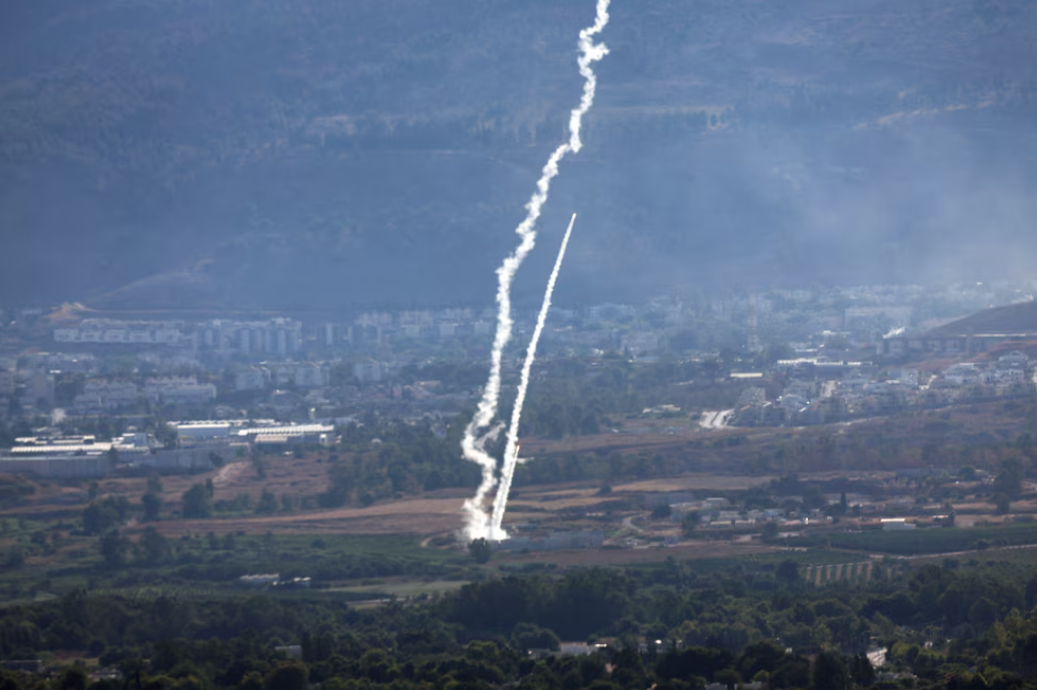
[926,298,1037,337]
[3,0,1037,309]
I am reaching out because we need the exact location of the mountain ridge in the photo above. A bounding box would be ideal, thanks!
[3,0,1037,310]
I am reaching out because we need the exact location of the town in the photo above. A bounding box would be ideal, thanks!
[2,280,1037,479]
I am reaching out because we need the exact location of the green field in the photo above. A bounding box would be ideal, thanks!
[0,530,474,604]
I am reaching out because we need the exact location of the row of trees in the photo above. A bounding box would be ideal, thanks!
[4,558,1037,689]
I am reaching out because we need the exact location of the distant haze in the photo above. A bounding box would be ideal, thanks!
[2,0,1037,310]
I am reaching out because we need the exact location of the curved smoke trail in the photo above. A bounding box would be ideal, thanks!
[489,213,577,537]
[461,0,611,541]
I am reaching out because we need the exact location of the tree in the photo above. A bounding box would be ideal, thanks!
[511,622,560,651]
[146,473,164,494]
[57,667,89,690]
[801,485,828,511]
[968,597,998,627]
[139,526,170,564]
[4,545,25,569]
[83,496,130,535]
[994,458,1025,499]
[142,493,161,522]
[255,490,278,515]
[263,662,308,690]
[252,455,267,480]
[811,650,847,690]
[1025,573,1037,609]
[681,511,701,537]
[651,504,673,520]
[181,484,212,519]
[737,642,786,681]
[772,655,810,689]
[83,502,120,535]
[468,537,493,564]
[153,422,178,450]
[993,493,1011,514]
[238,673,263,690]
[776,559,799,585]
[99,530,131,568]
[850,654,875,687]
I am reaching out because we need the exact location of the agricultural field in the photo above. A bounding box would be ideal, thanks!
[787,522,1037,556]
[4,393,1037,610]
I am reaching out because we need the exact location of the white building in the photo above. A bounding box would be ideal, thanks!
[293,363,329,388]
[840,372,869,396]
[881,518,916,531]
[401,324,424,339]
[160,383,216,405]
[144,376,199,401]
[998,351,1030,368]
[235,367,270,391]
[195,318,303,356]
[265,362,326,387]
[54,321,186,346]
[236,423,335,446]
[899,368,919,386]
[175,422,232,441]
[74,380,139,412]
[992,368,1025,384]
[353,360,384,383]
[944,363,985,386]
[23,370,55,407]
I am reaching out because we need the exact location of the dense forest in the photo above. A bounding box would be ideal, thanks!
[4,558,1037,689]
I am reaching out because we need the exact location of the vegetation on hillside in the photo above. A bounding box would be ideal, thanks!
[4,556,1037,689]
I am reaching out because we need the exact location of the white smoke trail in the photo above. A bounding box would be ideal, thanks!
[460,423,502,539]
[461,0,610,541]
[489,213,577,537]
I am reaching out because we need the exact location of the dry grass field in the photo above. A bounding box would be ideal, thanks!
[613,476,776,493]
[150,497,467,537]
